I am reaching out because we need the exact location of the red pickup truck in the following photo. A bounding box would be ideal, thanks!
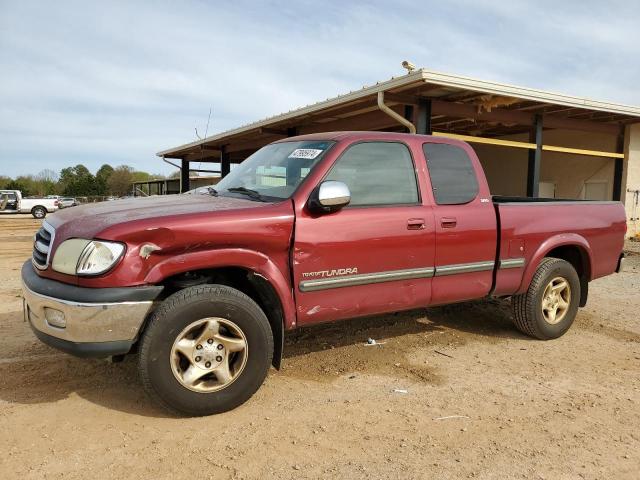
[22,132,626,415]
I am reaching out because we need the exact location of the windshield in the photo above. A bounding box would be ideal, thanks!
[215,140,335,201]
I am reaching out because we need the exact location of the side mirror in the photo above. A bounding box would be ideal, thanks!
[308,181,351,213]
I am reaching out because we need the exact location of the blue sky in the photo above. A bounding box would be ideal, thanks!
[1,0,639,178]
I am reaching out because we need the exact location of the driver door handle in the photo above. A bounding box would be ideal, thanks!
[407,218,425,230]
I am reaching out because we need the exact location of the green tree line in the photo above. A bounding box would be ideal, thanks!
[0,164,173,197]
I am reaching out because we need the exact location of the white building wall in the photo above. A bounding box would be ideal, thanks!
[473,129,618,200]
[622,123,640,237]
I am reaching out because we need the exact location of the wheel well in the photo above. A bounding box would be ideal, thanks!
[159,267,284,369]
[545,245,590,307]
[31,205,45,212]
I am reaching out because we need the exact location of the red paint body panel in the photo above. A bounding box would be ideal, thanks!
[33,132,626,332]
[494,203,626,296]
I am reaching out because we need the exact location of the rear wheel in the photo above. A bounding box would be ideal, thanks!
[511,258,580,339]
[138,284,273,416]
[31,206,47,219]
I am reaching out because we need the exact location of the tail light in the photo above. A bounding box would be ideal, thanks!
[54,200,59,206]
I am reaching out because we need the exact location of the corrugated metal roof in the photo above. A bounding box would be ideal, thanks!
[157,68,640,157]
[419,69,640,116]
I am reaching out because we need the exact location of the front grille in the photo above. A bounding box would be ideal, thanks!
[32,223,54,270]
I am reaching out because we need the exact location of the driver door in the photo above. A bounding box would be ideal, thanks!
[292,141,435,325]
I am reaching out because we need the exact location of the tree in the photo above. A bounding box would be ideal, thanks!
[107,165,134,196]
[6,177,34,196]
[0,176,13,189]
[35,169,58,183]
[131,170,152,183]
[95,164,114,195]
[59,164,97,196]
[33,169,58,196]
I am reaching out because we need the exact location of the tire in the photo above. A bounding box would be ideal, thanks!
[511,258,580,340]
[32,206,47,219]
[138,284,273,416]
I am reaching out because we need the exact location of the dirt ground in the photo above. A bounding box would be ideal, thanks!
[0,215,638,480]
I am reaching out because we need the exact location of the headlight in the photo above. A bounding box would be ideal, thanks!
[52,239,125,276]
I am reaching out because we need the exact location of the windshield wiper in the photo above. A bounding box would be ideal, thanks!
[226,186,266,202]
[207,187,218,196]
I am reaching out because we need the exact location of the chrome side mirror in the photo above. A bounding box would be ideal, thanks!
[308,181,351,213]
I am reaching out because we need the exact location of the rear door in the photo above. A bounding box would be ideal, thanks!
[422,141,497,305]
[1,192,18,211]
[292,141,436,325]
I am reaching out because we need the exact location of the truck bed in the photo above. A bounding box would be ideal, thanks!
[492,197,626,297]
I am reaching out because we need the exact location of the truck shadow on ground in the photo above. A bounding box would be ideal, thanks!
[279,298,529,384]
[284,297,524,356]
[0,298,525,417]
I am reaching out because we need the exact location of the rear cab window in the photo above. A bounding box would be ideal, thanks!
[423,143,479,205]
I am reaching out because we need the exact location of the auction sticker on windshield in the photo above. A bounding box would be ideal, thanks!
[288,149,324,159]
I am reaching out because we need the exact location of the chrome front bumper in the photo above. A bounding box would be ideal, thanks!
[21,260,162,357]
[23,281,154,344]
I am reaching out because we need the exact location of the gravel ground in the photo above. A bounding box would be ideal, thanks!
[0,215,638,479]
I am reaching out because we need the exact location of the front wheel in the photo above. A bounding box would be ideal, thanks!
[511,258,580,340]
[138,284,273,416]
[31,206,47,219]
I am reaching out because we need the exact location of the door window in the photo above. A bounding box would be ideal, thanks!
[325,142,419,206]
[423,143,479,205]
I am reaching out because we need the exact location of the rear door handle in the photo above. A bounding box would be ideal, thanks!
[407,218,425,230]
[440,217,457,228]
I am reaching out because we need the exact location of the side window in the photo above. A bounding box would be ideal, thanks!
[423,143,479,205]
[325,142,419,206]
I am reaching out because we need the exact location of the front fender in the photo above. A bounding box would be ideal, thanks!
[517,233,593,295]
[145,248,296,329]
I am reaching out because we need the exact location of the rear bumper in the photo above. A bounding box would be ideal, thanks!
[21,261,163,358]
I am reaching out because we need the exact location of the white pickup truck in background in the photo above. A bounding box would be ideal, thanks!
[0,190,59,218]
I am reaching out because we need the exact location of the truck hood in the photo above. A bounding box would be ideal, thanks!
[46,194,266,240]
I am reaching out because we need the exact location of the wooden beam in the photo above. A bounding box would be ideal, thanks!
[299,108,402,135]
[431,117,480,127]
[183,152,221,162]
[225,137,277,154]
[380,92,420,105]
[302,98,379,122]
[431,99,532,124]
[201,145,221,152]
[430,100,621,135]
[259,127,289,136]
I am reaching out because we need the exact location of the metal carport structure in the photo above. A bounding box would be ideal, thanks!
[157,68,640,232]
